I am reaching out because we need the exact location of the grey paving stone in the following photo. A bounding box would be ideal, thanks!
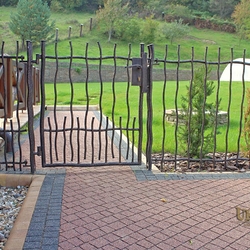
[42,237,58,245]
[23,242,42,249]
[24,173,65,250]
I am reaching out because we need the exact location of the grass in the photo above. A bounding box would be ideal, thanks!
[45,80,249,154]
[1,6,250,62]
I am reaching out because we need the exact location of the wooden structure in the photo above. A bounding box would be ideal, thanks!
[0,58,40,119]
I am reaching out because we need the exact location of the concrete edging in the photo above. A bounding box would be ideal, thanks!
[0,174,45,250]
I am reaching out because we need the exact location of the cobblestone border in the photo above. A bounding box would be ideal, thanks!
[94,111,250,181]
[23,173,65,250]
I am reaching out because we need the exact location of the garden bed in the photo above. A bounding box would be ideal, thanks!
[152,152,249,173]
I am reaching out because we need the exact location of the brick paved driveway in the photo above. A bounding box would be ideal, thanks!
[58,166,250,250]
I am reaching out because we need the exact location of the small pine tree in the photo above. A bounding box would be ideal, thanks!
[9,0,55,48]
[179,66,220,158]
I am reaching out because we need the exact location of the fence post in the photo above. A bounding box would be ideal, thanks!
[55,28,59,42]
[68,26,72,39]
[80,24,83,37]
[39,41,46,168]
[146,44,154,171]
[90,18,93,31]
[26,41,36,174]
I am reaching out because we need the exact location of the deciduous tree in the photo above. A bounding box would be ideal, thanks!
[232,0,250,40]
[96,0,129,42]
[209,0,240,19]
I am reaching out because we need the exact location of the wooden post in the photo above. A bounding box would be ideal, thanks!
[55,28,59,42]
[68,26,72,39]
[90,18,93,31]
[80,24,83,37]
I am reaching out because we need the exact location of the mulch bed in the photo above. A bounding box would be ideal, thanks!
[152,152,250,173]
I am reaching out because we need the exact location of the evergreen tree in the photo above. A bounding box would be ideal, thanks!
[9,0,55,47]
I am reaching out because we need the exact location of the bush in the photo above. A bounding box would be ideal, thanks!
[114,16,141,42]
[140,16,159,45]
[161,18,190,44]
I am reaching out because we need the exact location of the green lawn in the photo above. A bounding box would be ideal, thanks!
[45,80,248,154]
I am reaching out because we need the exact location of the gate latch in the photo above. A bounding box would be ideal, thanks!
[126,52,148,93]
[130,58,142,86]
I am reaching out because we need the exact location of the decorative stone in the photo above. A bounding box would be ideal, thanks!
[165,109,228,125]
[0,186,28,249]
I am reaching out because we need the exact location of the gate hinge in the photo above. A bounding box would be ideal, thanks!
[34,146,42,157]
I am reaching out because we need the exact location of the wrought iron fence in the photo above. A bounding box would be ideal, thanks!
[150,46,250,172]
[0,40,249,173]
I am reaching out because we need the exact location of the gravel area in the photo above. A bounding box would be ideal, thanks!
[0,185,28,250]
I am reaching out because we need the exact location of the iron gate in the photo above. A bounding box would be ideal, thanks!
[38,41,154,169]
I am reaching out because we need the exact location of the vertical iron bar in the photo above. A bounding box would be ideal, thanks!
[53,42,59,161]
[199,47,209,169]
[3,57,12,168]
[132,117,136,162]
[69,41,74,161]
[125,44,132,160]
[146,44,154,170]
[138,43,144,165]
[161,45,168,171]
[119,116,122,163]
[111,44,117,159]
[213,48,221,170]
[97,42,103,160]
[10,120,15,171]
[105,116,108,163]
[224,49,233,168]
[1,43,8,170]
[48,117,53,164]
[63,116,67,163]
[40,41,46,167]
[237,50,246,168]
[77,117,80,164]
[91,117,95,164]
[84,43,89,159]
[15,42,23,170]
[174,45,181,171]
[187,47,195,169]
[26,41,36,174]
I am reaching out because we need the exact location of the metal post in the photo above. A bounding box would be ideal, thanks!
[146,44,154,170]
[137,43,145,164]
[40,41,46,167]
[26,41,36,174]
